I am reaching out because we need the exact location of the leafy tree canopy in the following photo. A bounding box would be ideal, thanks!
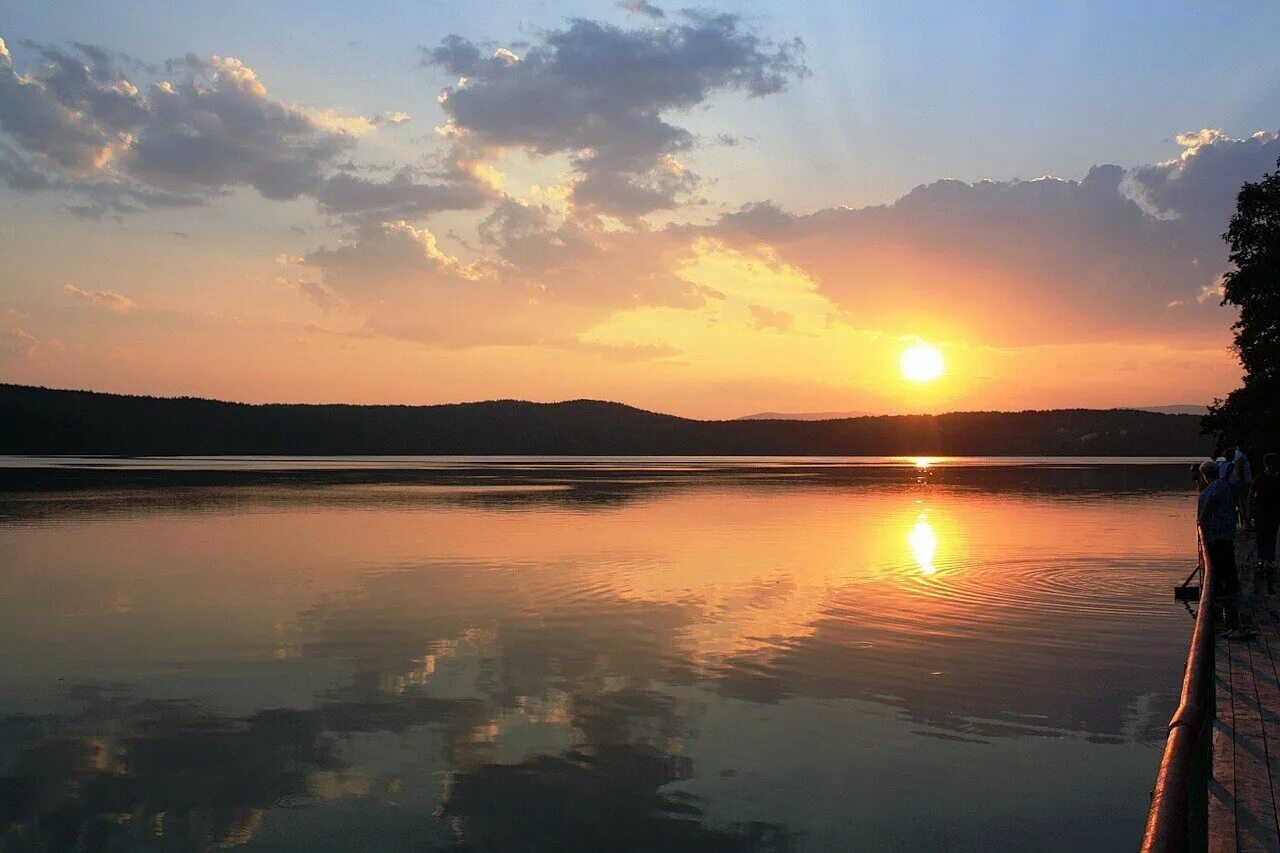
[1204,156,1280,453]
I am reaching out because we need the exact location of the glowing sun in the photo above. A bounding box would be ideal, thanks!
[900,342,944,383]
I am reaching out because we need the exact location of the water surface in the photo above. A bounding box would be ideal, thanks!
[0,457,1196,850]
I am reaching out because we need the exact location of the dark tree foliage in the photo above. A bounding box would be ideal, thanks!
[0,383,1212,456]
[1205,156,1280,451]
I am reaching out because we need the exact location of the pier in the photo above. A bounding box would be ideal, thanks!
[1144,532,1280,852]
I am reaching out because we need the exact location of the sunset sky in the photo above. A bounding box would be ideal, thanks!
[1,1,1278,418]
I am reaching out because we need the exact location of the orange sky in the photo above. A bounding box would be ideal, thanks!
[0,10,1274,417]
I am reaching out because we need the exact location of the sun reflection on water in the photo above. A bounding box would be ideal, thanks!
[909,514,938,575]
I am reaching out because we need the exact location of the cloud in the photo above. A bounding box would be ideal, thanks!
[426,13,805,215]
[314,167,494,220]
[0,142,51,189]
[618,0,665,19]
[294,130,1278,353]
[1,327,37,359]
[0,39,350,201]
[296,280,346,313]
[0,38,482,219]
[64,283,134,313]
[3,29,1273,369]
[373,110,412,126]
[1125,128,1280,230]
[749,304,793,332]
[707,130,1280,346]
[303,203,701,347]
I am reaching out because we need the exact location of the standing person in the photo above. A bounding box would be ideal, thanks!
[1199,460,1249,639]
[1252,453,1280,593]
[1231,443,1254,530]
[1219,454,1233,483]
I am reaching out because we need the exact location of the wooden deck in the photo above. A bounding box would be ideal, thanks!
[1209,533,1280,852]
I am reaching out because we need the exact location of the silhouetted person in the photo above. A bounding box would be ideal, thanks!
[1230,443,1254,530]
[1251,452,1280,593]
[1199,460,1248,639]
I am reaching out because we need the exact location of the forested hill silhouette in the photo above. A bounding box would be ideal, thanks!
[1,384,1213,456]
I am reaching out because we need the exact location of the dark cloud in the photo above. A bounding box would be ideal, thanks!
[0,142,50,189]
[118,55,351,199]
[0,37,484,220]
[1126,129,1280,233]
[0,38,122,175]
[314,167,494,220]
[427,14,806,215]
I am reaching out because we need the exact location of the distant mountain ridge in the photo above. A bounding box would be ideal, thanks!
[737,411,873,420]
[0,384,1213,457]
[739,404,1209,420]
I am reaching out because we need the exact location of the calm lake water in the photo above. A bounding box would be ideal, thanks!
[0,457,1197,851]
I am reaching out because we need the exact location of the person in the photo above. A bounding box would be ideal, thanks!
[1252,453,1280,593]
[1199,460,1249,639]
[1230,443,1254,529]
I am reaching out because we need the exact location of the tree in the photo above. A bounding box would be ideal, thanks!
[1204,156,1280,453]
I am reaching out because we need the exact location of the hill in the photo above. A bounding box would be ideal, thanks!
[1136,404,1209,415]
[736,411,873,420]
[0,384,1213,456]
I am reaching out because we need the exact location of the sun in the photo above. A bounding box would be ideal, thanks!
[900,341,945,383]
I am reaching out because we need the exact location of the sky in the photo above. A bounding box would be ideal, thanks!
[1,0,1278,418]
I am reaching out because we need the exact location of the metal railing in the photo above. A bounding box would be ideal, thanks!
[1140,528,1216,852]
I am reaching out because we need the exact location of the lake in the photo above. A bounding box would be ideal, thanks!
[0,457,1197,850]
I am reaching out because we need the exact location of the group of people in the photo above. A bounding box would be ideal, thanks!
[1196,443,1280,641]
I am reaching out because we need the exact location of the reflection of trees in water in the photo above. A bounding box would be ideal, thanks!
[0,461,1195,523]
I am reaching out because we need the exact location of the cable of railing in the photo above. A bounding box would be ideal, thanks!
[1140,527,1216,853]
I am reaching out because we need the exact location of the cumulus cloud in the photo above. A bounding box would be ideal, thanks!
[2,27,1273,365]
[0,38,482,219]
[291,129,1278,352]
[426,13,806,215]
[706,130,1280,346]
[302,201,701,346]
[64,283,134,313]
[1125,128,1280,229]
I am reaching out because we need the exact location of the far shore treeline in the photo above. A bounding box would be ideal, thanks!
[1,384,1213,457]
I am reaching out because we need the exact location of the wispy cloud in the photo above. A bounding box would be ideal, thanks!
[64,283,134,313]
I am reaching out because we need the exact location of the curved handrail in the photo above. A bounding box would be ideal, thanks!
[1140,527,1217,852]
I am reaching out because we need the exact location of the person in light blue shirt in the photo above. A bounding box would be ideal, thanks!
[1199,460,1248,639]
